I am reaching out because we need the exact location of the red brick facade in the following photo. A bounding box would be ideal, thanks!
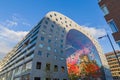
[99,0,120,42]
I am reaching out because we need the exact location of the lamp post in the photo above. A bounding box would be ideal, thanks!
[98,33,120,66]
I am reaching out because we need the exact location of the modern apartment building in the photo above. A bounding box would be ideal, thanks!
[0,11,112,80]
[98,0,120,47]
[105,50,120,80]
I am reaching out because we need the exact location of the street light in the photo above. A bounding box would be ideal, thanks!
[98,33,120,66]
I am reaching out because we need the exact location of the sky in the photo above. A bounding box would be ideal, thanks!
[0,0,119,60]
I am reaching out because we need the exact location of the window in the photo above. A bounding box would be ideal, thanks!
[26,61,32,71]
[39,44,44,48]
[46,63,50,71]
[51,24,54,28]
[41,36,44,41]
[48,39,51,43]
[50,28,53,32]
[61,66,65,72]
[45,20,48,24]
[47,53,50,57]
[56,18,58,21]
[46,78,51,80]
[53,78,59,80]
[101,4,109,15]
[43,25,47,29]
[34,77,41,80]
[47,46,51,51]
[54,65,58,72]
[117,41,120,47]
[38,51,42,56]
[108,20,118,33]
[60,17,62,20]
[54,13,57,16]
[50,15,52,17]
[54,49,57,52]
[36,62,41,69]
[98,0,101,2]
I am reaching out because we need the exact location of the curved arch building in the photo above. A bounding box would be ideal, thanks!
[0,11,112,80]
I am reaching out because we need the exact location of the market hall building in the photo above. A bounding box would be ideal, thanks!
[0,11,112,80]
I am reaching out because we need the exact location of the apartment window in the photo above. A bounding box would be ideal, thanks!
[61,66,65,72]
[36,62,41,69]
[60,45,63,48]
[46,63,50,71]
[65,21,67,23]
[34,77,41,80]
[61,40,63,43]
[53,78,59,80]
[48,39,51,43]
[38,51,42,56]
[45,20,48,24]
[47,53,50,57]
[98,0,101,2]
[39,44,44,48]
[108,20,118,33]
[54,13,57,16]
[60,17,62,20]
[54,65,58,72]
[50,28,53,32]
[117,41,120,47]
[101,4,109,15]
[47,46,51,51]
[51,24,54,28]
[26,61,32,71]
[46,78,51,80]
[54,49,57,52]
[41,36,44,41]
[50,15,52,17]
[43,25,47,29]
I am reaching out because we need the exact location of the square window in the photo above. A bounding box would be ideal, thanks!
[43,25,47,29]
[46,78,51,80]
[56,19,58,21]
[39,44,44,48]
[47,47,51,51]
[108,20,118,33]
[54,65,58,72]
[50,15,52,17]
[36,62,41,69]
[45,21,48,24]
[46,63,50,71]
[60,17,62,20]
[54,13,57,16]
[47,53,50,57]
[101,4,109,15]
[61,66,65,72]
[34,77,41,80]
[38,51,42,56]
[48,39,51,43]
[51,24,54,28]
[41,37,44,41]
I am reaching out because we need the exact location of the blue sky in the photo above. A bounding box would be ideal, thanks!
[0,0,119,59]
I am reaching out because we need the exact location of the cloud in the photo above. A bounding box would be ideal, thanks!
[1,14,31,27]
[81,25,106,39]
[0,25,28,60]
[6,20,18,27]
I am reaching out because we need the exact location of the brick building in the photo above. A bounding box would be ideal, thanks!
[98,0,120,47]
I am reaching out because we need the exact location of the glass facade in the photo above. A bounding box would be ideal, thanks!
[65,29,105,80]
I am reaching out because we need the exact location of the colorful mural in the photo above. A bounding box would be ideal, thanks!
[65,29,104,80]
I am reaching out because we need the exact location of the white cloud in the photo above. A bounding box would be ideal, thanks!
[6,20,18,27]
[0,24,28,60]
[81,25,107,39]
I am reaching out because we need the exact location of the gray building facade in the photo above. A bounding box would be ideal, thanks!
[0,11,112,80]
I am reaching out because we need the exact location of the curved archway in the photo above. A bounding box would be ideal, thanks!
[65,29,104,80]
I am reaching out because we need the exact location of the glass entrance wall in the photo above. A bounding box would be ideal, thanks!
[65,29,105,80]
